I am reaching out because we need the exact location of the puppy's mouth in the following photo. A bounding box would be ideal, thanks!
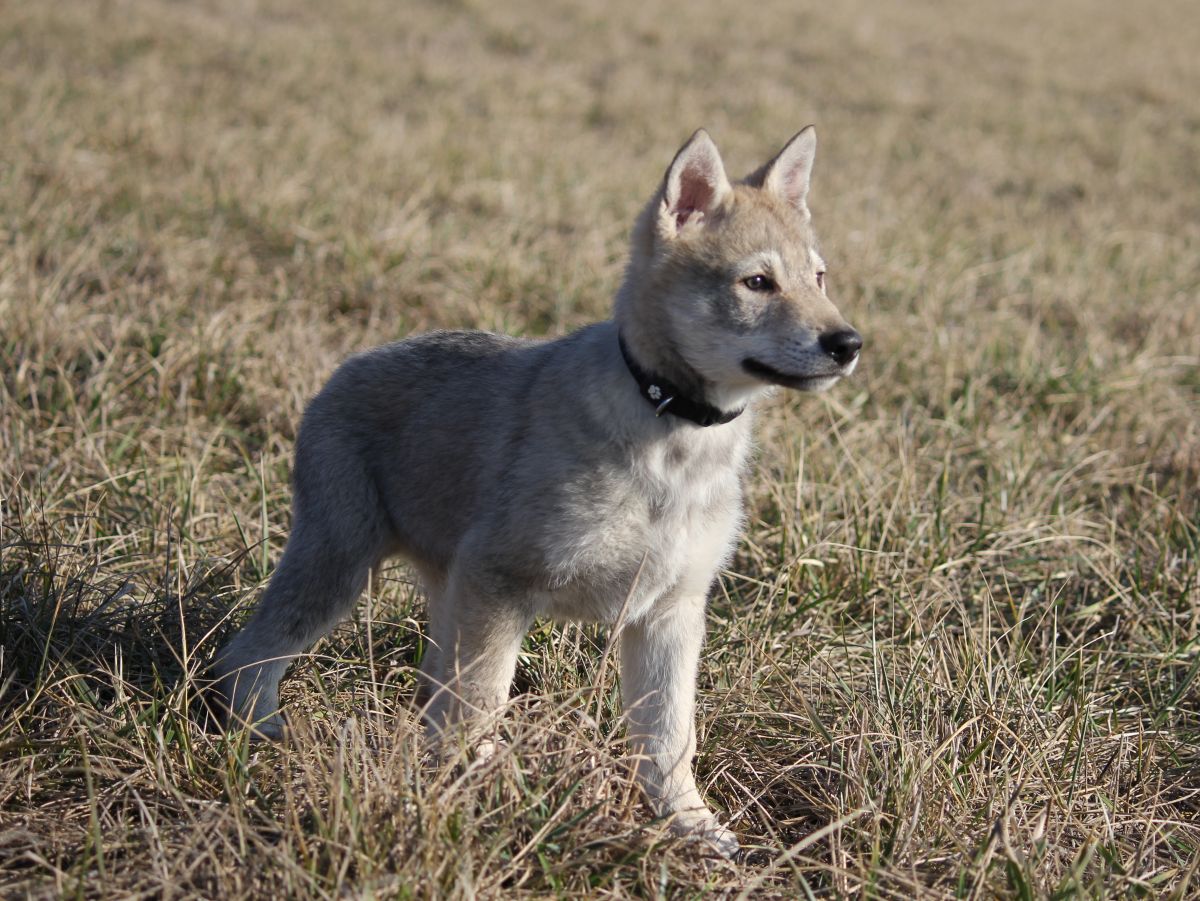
[742,358,841,391]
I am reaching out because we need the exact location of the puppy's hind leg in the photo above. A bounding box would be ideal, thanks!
[413,565,448,714]
[214,465,390,738]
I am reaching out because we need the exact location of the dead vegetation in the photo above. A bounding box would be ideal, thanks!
[1,0,1198,896]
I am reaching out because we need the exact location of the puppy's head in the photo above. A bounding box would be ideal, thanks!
[621,129,862,409]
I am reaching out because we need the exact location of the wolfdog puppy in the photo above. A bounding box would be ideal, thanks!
[215,127,861,856]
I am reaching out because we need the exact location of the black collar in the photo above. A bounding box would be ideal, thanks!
[618,333,744,428]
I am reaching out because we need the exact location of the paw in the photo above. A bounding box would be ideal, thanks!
[244,711,287,741]
[222,707,287,741]
[213,686,287,741]
[671,813,740,859]
[472,737,508,762]
[211,674,286,741]
[424,727,505,767]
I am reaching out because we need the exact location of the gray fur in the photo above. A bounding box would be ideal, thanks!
[215,127,861,858]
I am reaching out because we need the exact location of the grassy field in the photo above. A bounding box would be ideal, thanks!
[2,0,1198,896]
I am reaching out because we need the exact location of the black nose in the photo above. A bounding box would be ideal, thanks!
[818,328,863,366]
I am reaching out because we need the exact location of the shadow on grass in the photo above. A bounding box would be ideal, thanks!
[0,509,252,731]
[0,504,431,740]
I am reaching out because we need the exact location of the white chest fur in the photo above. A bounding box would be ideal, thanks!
[539,422,750,625]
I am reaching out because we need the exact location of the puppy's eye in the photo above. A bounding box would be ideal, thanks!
[816,271,826,291]
[743,274,776,293]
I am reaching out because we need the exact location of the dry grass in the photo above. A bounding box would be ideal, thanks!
[2,0,1199,896]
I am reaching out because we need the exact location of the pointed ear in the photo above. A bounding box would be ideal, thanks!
[659,129,732,236]
[753,126,817,213]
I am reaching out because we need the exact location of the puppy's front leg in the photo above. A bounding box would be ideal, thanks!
[620,595,738,857]
[422,575,531,758]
